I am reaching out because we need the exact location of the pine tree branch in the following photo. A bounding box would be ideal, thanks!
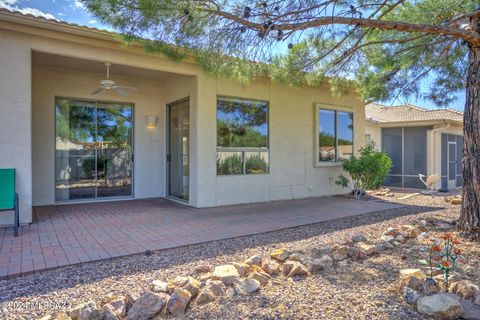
[204,9,480,46]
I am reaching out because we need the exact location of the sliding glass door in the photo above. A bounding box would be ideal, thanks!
[55,98,133,202]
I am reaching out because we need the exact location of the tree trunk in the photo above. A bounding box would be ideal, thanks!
[459,16,480,239]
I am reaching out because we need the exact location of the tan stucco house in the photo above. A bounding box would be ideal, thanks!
[0,9,366,226]
[365,103,464,191]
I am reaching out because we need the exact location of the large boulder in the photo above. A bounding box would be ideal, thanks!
[211,264,240,285]
[127,291,167,320]
[233,278,261,295]
[417,293,463,319]
[167,289,192,316]
[271,248,289,261]
[460,300,480,320]
[67,301,97,320]
[195,289,216,305]
[420,278,439,295]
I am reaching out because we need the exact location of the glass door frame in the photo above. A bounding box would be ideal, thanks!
[166,97,190,203]
[54,96,135,203]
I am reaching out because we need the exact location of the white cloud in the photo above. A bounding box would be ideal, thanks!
[1,0,17,5]
[88,19,97,24]
[0,1,57,20]
[73,0,85,10]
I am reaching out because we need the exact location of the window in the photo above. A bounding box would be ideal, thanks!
[217,97,269,175]
[316,107,354,163]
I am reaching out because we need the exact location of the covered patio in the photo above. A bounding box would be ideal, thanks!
[0,197,401,279]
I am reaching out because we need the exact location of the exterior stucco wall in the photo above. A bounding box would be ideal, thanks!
[195,77,365,207]
[0,22,365,221]
[0,31,32,225]
[365,122,382,149]
[32,65,168,205]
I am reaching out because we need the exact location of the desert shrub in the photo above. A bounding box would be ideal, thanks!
[336,144,392,198]
[217,153,243,175]
[245,154,268,174]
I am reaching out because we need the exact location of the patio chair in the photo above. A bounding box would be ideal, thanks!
[0,169,19,236]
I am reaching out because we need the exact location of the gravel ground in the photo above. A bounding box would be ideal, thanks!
[1,189,478,320]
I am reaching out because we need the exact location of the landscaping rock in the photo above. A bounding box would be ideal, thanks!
[288,253,309,265]
[211,264,240,285]
[356,242,377,256]
[100,305,118,320]
[331,245,348,261]
[417,293,463,319]
[399,269,426,290]
[347,247,367,260]
[380,235,395,242]
[395,234,406,243]
[460,300,480,320]
[303,258,325,273]
[245,255,262,266]
[103,297,126,318]
[127,291,167,320]
[151,280,168,293]
[351,234,367,243]
[182,276,201,297]
[167,289,192,316]
[403,287,421,305]
[249,271,270,285]
[306,246,331,258]
[271,248,289,261]
[233,262,251,277]
[384,227,401,237]
[450,280,480,301]
[233,278,261,295]
[195,289,216,305]
[194,264,213,273]
[261,260,280,275]
[382,241,395,250]
[317,255,334,268]
[287,261,309,277]
[401,225,420,238]
[67,301,97,320]
[375,242,386,252]
[420,277,439,295]
[204,279,226,297]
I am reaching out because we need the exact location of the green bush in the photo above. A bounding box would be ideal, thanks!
[336,144,392,198]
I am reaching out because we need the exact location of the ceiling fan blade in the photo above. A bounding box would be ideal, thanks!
[91,87,104,95]
[117,85,138,91]
[113,86,129,97]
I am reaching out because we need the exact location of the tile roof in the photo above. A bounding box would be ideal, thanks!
[366,103,463,124]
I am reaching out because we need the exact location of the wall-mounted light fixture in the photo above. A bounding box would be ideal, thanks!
[146,115,159,128]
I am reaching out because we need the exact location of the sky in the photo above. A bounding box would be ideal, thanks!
[0,0,466,111]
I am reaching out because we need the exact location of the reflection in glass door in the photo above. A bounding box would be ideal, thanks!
[167,99,189,201]
[55,98,133,201]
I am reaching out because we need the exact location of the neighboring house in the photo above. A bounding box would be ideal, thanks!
[0,9,365,226]
[365,103,464,191]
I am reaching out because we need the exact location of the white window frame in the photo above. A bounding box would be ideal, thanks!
[314,103,355,167]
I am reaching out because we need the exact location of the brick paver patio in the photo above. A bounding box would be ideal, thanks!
[0,197,401,279]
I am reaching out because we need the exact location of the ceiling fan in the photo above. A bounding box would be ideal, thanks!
[91,62,137,97]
